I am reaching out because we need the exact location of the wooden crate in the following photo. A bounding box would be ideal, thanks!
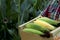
[18,16,60,40]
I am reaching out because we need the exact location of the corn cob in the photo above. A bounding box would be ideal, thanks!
[34,20,56,30]
[25,23,50,32]
[23,28,44,35]
[38,17,59,25]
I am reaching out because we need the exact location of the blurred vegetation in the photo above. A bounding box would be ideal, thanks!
[0,0,20,40]
[0,0,49,40]
[20,0,49,25]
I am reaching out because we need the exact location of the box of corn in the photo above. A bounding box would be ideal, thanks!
[18,16,60,40]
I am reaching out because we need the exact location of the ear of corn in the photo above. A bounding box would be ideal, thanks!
[38,17,59,25]
[23,28,44,35]
[25,23,50,32]
[34,20,56,30]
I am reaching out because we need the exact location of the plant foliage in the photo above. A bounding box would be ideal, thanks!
[0,0,50,40]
